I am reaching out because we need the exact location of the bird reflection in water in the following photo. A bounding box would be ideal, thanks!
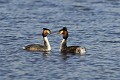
[61,52,86,61]
[42,52,50,59]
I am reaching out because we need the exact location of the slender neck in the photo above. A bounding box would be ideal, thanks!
[60,39,67,50]
[43,37,51,51]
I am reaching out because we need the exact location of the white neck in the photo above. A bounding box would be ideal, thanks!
[44,37,51,51]
[60,39,67,50]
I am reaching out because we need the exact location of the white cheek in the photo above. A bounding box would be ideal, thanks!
[47,31,50,34]
[60,31,63,34]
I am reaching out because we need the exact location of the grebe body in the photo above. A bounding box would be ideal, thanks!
[59,27,86,55]
[23,28,51,52]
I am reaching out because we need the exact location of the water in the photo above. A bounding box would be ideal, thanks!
[0,0,120,80]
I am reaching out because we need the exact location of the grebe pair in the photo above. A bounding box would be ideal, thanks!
[23,27,86,54]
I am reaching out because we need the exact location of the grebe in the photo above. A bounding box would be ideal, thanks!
[23,28,51,52]
[59,27,86,55]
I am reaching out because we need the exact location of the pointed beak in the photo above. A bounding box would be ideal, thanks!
[51,31,59,34]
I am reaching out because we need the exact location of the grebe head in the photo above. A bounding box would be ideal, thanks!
[42,28,51,37]
[59,27,68,39]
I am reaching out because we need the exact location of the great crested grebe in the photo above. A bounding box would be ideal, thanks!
[23,28,51,52]
[59,27,86,54]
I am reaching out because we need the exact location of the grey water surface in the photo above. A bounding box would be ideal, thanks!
[0,0,120,80]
